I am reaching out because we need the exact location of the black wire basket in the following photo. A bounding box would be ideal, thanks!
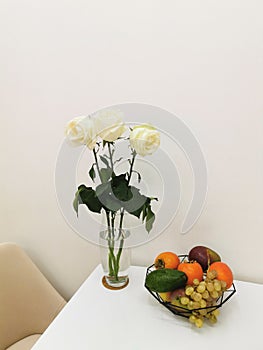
[144,255,236,319]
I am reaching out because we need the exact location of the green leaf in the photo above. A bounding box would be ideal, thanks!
[145,205,155,233]
[104,198,122,212]
[124,188,148,217]
[96,182,110,197]
[100,155,110,168]
[127,196,156,233]
[128,203,144,218]
[73,184,102,214]
[73,190,80,216]
[111,174,132,202]
[100,168,113,183]
[142,199,151,221]
[88,164,96,182]
[73,184,90,216]
[95,182,122,212]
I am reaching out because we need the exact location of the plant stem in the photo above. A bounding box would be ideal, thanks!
[106,143,119,280]
[105,210,114,276]
[127,152,136,184]
[103,145,137,283]
[93,148,103,182]
[108,142,114,170]
[116,234,124,270]
[93,143,119,281]
[111,212,119,280]
[118,151,137,227]
[115,151,137,273]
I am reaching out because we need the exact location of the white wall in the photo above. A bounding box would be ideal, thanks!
[1,0,262,300]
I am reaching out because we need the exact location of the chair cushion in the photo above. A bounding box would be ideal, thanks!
[6,334,41,350]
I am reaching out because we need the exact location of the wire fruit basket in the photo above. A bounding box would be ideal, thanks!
[144,255,236,320]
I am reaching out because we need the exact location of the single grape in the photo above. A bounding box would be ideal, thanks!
[212,309,220,317]
[210,290,219,299]
[197,284,206,293]
[220,280,227,290]
[200,299,207,308]
[207,270,217,280]
[185,286,194,296]
[208,314,217,324]
[189,315,197,324]
[187,300,195,310]
[192,292,202,302]
[206,282,214,292]
[180,297,190,305]
[195,318,204,328]
[202,290,210,299]
[214,281,222,292]
[193,278,200,286]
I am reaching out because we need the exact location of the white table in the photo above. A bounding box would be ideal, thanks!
[32,265,263,350]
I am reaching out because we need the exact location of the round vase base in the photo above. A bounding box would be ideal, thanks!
[102,276,129,290]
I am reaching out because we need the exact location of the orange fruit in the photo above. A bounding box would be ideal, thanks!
[208,262,233,289]
[177,261,203,285]
[154,252,180,269]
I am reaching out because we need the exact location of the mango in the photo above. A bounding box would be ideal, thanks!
[159,288,186,303]
[188,246,221,271]
[159,292,172,302]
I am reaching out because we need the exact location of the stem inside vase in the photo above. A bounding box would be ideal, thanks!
[100,228,131,288]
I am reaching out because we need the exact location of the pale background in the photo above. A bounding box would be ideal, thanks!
[1,0,262,300]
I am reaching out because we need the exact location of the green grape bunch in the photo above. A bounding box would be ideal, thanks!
[176,269,228,328]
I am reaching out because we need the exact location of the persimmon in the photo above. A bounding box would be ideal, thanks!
[154,252,180,269]
[208,262,233,289]
[177,261,203,285]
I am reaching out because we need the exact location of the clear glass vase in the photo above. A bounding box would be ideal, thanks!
[99,228,131,289]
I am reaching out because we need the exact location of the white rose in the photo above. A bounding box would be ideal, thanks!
[129,124,160,156]
[94,109,126,142]
[65,116,97,149]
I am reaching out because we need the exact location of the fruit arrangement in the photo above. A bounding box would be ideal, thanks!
[145,246,236,328]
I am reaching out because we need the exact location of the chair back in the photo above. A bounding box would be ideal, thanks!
[0,243,66,350]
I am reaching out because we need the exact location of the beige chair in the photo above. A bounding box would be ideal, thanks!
[0,243,66,350]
